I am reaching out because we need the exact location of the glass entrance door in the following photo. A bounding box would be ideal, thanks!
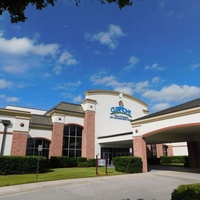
[103,152,113,165]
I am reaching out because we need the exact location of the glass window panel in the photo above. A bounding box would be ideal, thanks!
[64,126,70,136]
[63,137,69,148]
[69,137,75,147]
[62,150,68,157]
[70,125,76,136]
[77,126,82,137]
[63,125,82,157]
[76,150,81,157]
[76,137,82,149]
[26,149,33,156]
[27,139,35,148]
[26,138,50,158]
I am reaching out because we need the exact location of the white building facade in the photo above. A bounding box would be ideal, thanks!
[1,90,195,172]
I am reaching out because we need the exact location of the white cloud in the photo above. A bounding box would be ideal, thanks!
[190,63,200,70]
[152,76,160,83]
[87,24,125,49]
[142,84,200,102]
[0,35,59,56]
[151,102,171,112]
[0,79,12,89]
[43,72,53,78]
[123,56,139,71]
[73,95,83,103]
[90,74,149,95]
[53,65,62,75]
[5,97,19,102]
[0,94,6,99]
[53,81,81,90]
[0,94,19,102]
[145,63,165,71]
[58,51,78,66]
[3,64,28,74]
[134,81,149,93]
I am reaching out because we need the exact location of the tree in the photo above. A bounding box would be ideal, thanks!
[0,0,133,23]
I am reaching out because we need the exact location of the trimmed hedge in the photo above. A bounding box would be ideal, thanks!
[0,156,46,175]
[171,183,200,200]
[160,156,188,164]
[77,162,90,167]
[113,156,142,173]
[50,156,87,168]
[50,156,70,168]
[88,159,96,167]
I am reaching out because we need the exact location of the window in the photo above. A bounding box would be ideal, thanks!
[63,125,83,157]
[26,138,50,158]
[151,144,157,158]
[163,145,168,156]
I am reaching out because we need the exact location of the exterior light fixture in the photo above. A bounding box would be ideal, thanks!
[0,119,11,156]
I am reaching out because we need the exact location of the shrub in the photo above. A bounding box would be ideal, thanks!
[69,157,87,167]
[50,156,87,168]
[77,162,90,167]
[50,156,70,168]
[160,156,188,164]
[171,183,200,200]
[88,159,96,167]
[112,156,142,173]
[0,156,46,175]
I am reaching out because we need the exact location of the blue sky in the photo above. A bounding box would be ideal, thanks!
[0,0,200,113]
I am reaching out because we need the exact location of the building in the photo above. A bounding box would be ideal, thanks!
[1,90,197,172]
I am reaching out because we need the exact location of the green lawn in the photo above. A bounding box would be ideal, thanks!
[0,167,124,187]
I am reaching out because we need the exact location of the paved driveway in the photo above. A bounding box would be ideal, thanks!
[0,168,199,200]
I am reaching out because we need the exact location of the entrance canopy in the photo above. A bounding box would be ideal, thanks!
[131,98,200,144]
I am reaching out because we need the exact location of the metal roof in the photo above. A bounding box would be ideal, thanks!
[45,102,84,115]
[132,98,200,122]
[30,115,52,126]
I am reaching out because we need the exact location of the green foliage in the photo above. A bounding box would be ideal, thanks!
[171,183,200,200]
[77,162,90,167]
[50,156,71,168]
[69,157,87,167]
[50,156,87,168]
[88,158,96,167]
[0,0,134,23]
[0,0,56,23]
[0,156,46,175]
[112,156,142,173]
[160,156,188,164]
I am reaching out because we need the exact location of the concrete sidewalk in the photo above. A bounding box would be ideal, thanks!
[0,167,199,200]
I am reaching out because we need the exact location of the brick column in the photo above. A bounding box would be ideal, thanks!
[49,122,64,157]
[133,136,148,172]
[167,145,173,156]
[11,132,28,156]
[187,142,200,168]
[156,144,163,158]
[82,111,95,159]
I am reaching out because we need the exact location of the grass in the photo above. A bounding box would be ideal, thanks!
[161,163,185,166]
[0,167,124,187]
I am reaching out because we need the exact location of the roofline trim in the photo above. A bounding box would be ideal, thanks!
[84,90,148,107]
[131,106,200,125]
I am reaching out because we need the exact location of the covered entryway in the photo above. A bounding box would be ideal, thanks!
[131,98,200,172]
[97,132,133,164]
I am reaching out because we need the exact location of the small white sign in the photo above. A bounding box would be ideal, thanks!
[38,145,43,152]
[98,159,106,166]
